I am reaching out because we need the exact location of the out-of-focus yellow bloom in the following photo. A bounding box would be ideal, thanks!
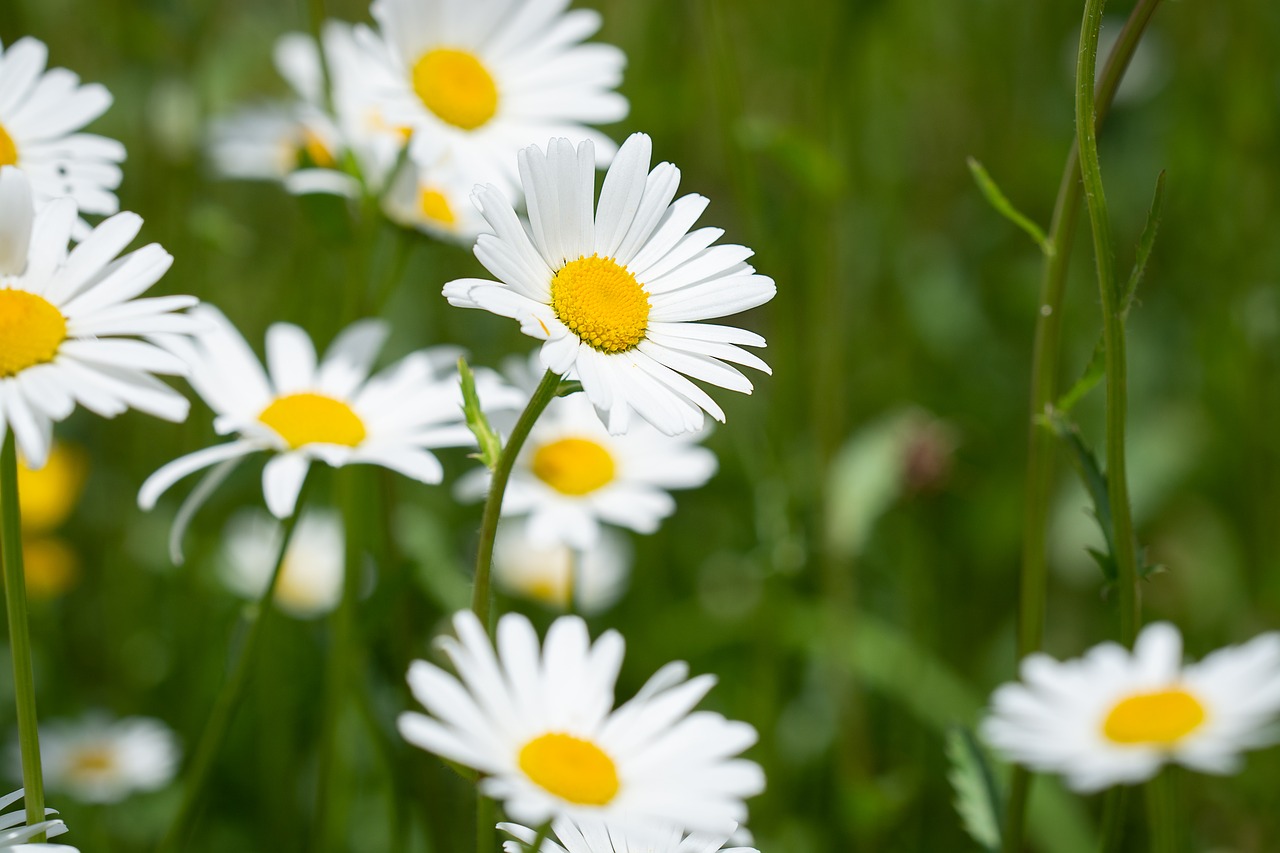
[22,537,80,600]
[18,443,88,533]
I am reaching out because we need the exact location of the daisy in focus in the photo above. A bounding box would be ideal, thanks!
[18,443,88,600]
[493,516,630,614]
[218,508,344,618]
[459,388,717,549]
[37,715,179,805]
[0,167,194,469]
[0,788,77,851]
[981,622,1280,792]
[138,305,522,521]
[0,37,125,235]
[399,610,764,833]
[444,134,775,436]
[355,0,627,193]
[501,816,758,853]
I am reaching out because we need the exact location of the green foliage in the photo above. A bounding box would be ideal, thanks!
[458,357,502,470]
[966,157,1054,256]
[945,728,1003,853]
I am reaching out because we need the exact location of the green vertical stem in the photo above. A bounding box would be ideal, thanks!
[1,434,45,843]
[1098,786,1129,852]
[1146,770,1180,853]
[476,794,496,853]
[1006,0,1163,849]
[159,473,314,853]
[471,370,562,630]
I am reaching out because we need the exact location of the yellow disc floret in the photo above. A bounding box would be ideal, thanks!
[531,437,616,496]
[0,123,17,167]
[551,255,650,354]
[518,732,620,805]
[298,128,337,169]
[419,188,457,228]
[258,393,367,450]
[0,290,68,378]
[1102,687,1207,746]
[411,48,499,131]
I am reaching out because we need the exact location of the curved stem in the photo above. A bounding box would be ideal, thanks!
[471,370,562,630]
[158,473,314,853]
[1007,1,1163,848]
[1,435,45,842]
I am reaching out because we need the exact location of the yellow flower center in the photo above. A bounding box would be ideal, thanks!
[67,746,117,781]
[551,255,650,354]
[1102,687,1207,746]
[298,128,337,169]
[411,48,499,131]
[0,290,68,378]
[531,437,616,496]
[419,187,457,227]
[23,537,79,601]
[258,393,366,450]
[0,123,16,166]
[518,732,620,805]
[18,443,88,533]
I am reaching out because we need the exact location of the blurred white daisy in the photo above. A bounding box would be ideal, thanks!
[0,167,194,469]
[355,0,627,192]
[982,622,1280,792]
[382,153,490,244]
[493,516,629,614]
[444,134,775,436]
[0,37,124,235]
[0,788,77,851]
[218,508,344,618]
[460,387,716,548]
[399,611,764,833]
[210,23,408,198]
[138,305,521,520]
[38,715,179,805]
[501,817,758,853]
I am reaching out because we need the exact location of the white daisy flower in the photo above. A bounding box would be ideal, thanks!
[218,508,344,618]
[493,516,629,614]
[0,37,124,236]
[0,167,194,470]
[500,817,758,853]
[0,788,78,851]
[981,622,1280,792]
[382,153,491,244]
[460,387,716,549]
[444,133,775,436]
[354,0,627,192]
[398,610,765,833]
[37,715,179,805]
[138,305,521,520]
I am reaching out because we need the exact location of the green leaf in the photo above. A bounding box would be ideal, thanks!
[555,379,583,398]
[966,157,1054,256]
[1043,413,1118,580]
[1055,337,1106,413]
[946,727,1003,853]
[1121,170,1167,316]
[457,357,502,470]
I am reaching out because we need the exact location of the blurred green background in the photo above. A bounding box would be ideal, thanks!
[2,0,1280,849]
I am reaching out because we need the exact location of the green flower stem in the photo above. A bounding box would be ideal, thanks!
[471,369,562,630]
[476,795,496,853]
[0,434,46,843]
[1146,769,1180,853]
[1006,0,1163,848]
[1098,786,1129,853]
[159,473,314,853]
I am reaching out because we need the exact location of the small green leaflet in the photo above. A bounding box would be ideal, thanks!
[967,157,1054,257]
[946,727,1003,852]
[1121,170,1166,316]
[458,357,502,470]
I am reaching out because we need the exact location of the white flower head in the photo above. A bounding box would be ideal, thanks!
[982,622,1280,792]
[398,611,765,834]
[444,133,775,436]
[493,516,630,614]
[500,817,758,853]
[0,167,195,469]
[38,715,179,805]
[139,305,523,520]
[382,152,492,244]
[0,788,77,851]
[355,0,627,195]
[0,37,125,236]
[219,508,344,618]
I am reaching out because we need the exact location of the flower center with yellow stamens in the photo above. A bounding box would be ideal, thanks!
[19,443,88,533]
[67,746,117,781]
[1102,687,1206,746]
[518,732,620,805]
[0,123,17,167]
[419,187,456,228]
[551,255,650,353]
[411,48,499,131]
[258,393,366,450]
[531,437,616,496]
[298,128,336,169]
[0,290,68,378]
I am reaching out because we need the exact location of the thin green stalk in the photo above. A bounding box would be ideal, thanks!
[1146,770,1180,853]
[0,434,45,843]
[471,370,562,629]
[1098,786,1128,853]
[159,474,314,853]
[1007,1,1164,848]
[476,794,495,853]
